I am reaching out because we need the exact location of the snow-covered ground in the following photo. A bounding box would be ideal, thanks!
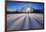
[7,13,44,31]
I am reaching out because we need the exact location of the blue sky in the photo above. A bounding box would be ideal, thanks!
[7,2,44,12]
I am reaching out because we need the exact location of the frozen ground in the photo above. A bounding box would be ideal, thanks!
[7,13,44,31]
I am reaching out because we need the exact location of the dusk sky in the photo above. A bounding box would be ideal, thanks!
[7,2,44,12]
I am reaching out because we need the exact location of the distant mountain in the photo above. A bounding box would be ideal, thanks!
[6,6,44,14]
